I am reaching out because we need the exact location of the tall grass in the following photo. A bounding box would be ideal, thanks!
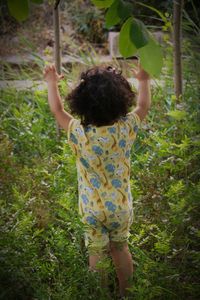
[0,22,200,300]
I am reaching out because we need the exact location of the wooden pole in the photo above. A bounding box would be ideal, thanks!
[173,0,184,101]
[53,0,61,141]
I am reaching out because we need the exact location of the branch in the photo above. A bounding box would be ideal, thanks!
[54,0,61,10]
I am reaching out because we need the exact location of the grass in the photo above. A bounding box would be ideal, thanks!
[0,35,200,299]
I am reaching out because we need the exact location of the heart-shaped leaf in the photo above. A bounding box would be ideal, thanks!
[130,18,149,49]
[7,0,29,21]
[119,17,137,58]
[138,36,163,77]
[105,0,132,28]
[118,0,132,20]
[105,0,121,28]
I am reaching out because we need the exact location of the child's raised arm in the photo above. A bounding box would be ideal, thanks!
[43,64,73,132]
[132,64,151,122]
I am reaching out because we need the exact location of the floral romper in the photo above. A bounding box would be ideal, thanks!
[67,111,141,255]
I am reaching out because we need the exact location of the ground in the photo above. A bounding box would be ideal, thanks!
[0,1,108,59]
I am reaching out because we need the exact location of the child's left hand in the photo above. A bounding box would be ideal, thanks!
[43,64,64,83]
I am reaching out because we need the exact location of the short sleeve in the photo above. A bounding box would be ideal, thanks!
[67,118,80,155]
[125,111,141,136]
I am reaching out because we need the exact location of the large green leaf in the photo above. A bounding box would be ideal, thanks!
[91,0,115,8]
[119,17,137,58]
[130,18,149,49]
[7,0,29,21]
[118,1,132,20]
[138,36,163,77]
[31,0,43,3]
[105,0,120,28]
[105,0,132,28]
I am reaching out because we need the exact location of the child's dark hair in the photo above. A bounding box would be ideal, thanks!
[66,65,136,127]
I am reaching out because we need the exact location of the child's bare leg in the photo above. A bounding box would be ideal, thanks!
[109,241,134,297]
[89,250,110,296]
[89,254,103,271]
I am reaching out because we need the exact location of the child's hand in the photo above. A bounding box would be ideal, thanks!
[43,64,64,83]
[132,63,150,81]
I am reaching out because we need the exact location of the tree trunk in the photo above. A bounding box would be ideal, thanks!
[53,1,61,141]
[173,0,184,101]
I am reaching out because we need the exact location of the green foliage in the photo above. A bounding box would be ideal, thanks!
[67,1,106,44]
[91,0,164,77]
[91,0,114,9]
[138,36,163,77]
[136,1,171,27]
[0,87,115,299]
[6,0,43,22]
[130,18,149,49]
[119,17,137,57]
[119,16,150,58]
[7,0,29,21]
[166,109,187,120]
[105,0,132,29]
[1,13,200,298]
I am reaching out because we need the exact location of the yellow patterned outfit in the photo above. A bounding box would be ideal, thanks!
[67,111,141,255]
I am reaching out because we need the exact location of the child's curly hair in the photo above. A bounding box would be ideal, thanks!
[66,65,136,127]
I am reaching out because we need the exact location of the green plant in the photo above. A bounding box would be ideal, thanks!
[91,0,166,77]
[66,0,106,44]
[6,0,43,21]
[0,4,200,297]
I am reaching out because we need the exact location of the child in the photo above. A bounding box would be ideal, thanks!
[43,63,151,298]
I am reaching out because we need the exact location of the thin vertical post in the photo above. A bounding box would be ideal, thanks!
[53,0,61,140]
[173,0,184,101]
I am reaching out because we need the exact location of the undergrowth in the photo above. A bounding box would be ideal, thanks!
[0,40,200,300]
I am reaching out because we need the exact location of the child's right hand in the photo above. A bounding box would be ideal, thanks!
[43,64,64,83]
[132,63,150,81]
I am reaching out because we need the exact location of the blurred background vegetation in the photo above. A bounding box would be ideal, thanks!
[0,0,200,299]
